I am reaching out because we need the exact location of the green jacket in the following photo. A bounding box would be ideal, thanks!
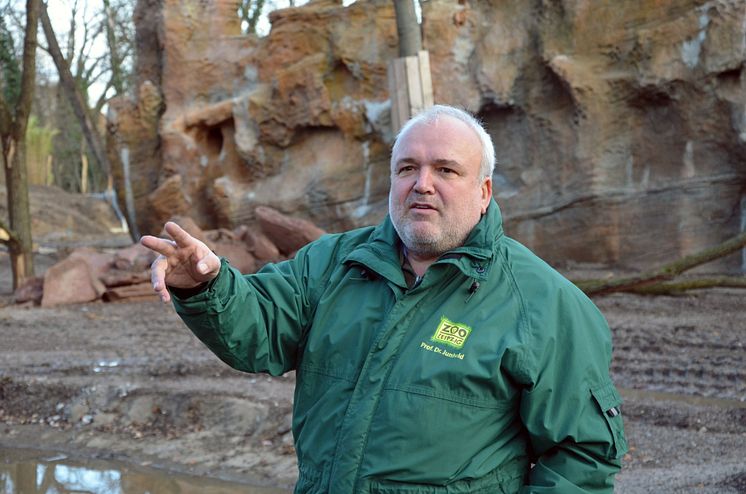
[173,200,627,493]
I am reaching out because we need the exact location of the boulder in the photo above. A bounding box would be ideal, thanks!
[113,243,158,271]
[104,282,159,303]
[211,242,257,275]
[204,228,257,274]
[68,247,115,281]
[236,226,282,264]
[100,270,150,288]
[41,257,106,307]
[14,276,44,305]
[255,206,326,256]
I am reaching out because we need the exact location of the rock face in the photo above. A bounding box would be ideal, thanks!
[110,0,746,271]
[432,0,746,271]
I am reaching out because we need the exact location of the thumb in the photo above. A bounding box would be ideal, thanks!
[195,251,221,278]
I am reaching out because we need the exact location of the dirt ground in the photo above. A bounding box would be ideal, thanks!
[1,250,745,493]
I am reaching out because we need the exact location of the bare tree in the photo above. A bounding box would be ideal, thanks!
[35,0,133,194]
[40,1,111,194]
[0,0,40,289]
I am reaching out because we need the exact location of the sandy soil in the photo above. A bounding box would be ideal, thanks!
[1,251,744,493]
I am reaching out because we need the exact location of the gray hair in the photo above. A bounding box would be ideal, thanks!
[391,105,496,179]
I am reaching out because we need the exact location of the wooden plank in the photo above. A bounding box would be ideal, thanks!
[405,55,423,116]
[418,50,434,107]
[394,58,409,131]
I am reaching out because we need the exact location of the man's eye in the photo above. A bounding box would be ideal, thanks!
[439,167,456,174]
[398,166,415,173]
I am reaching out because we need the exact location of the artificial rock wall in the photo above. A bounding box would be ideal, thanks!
[108,0,746,271]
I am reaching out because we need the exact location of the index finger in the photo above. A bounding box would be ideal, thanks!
[164,221,198,248]
[140,235,177,257]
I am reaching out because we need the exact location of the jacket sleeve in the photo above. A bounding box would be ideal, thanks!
[518,282,627,493]
[171,242,325,377]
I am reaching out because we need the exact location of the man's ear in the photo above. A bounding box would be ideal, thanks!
[480,178,492,214]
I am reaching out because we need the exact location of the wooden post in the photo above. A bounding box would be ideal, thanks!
[388,50,434,134]
[81,152,89,194]
[46,154,53,185]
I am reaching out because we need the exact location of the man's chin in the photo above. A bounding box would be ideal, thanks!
[400,229,443,252]
[402,225,438,242]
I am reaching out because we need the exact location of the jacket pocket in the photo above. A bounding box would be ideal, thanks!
[590,380,628,459]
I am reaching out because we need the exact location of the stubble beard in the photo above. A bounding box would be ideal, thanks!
[391,208,468,259]
[389,184,486,259]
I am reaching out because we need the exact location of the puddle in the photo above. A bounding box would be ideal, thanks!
[0,448,290,494]
[92,360,121,373]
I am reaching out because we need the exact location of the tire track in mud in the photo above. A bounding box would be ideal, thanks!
[600,291,745,402]
[611,324,746,401]
[597,290,746,493]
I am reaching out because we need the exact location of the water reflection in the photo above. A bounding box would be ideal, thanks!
[0,448,290,494]
[93,360,121,373]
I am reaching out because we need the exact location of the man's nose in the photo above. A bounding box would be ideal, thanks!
[413,168,435,194]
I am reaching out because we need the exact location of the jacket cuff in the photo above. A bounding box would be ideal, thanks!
[168,281,210,299]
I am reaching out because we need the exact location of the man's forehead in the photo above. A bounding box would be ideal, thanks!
[393,117,481,162]
[401,116,479,145]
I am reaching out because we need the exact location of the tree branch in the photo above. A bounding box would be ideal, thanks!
[94,80,115,114]
[65,0,78,62]
[36,40,50,54]
[574,231,746,296]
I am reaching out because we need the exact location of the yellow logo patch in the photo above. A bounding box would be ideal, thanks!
[431,316,472,349]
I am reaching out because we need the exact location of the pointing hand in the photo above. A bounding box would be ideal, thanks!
[140,221,221,303]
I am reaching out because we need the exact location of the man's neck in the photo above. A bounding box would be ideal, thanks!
[402,245,438,277]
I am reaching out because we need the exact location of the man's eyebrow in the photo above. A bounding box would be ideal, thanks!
[432,159,462,167]
[395,157,420,166]
[395,158,462,167]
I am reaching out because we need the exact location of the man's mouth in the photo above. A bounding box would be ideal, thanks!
[410,203,437,210]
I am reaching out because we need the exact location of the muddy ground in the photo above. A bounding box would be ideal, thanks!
[1,250,744,493]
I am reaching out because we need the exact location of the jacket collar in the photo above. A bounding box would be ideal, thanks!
[344,198,504,284]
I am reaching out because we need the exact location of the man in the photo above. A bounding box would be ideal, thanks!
[142,105,626,493]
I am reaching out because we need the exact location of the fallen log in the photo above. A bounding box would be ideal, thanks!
[574,231,746,296]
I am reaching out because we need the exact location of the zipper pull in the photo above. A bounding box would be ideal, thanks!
[466,280,480,302]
